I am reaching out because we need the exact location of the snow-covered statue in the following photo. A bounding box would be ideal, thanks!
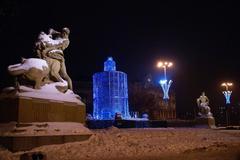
[196,92,213,118]
[7,27,73,93]
[3,27,82,104]
[34,27,72,90]
[0,27,85,133]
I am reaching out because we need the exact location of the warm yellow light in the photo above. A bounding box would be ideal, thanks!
[168,62,173,67]
[221,83,226,86]
[157,61,173,68]
[221,82,233,87]
[157,62,163,68]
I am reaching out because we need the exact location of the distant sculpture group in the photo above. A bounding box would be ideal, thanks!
[196,92,213,118]
[8,27,73,92]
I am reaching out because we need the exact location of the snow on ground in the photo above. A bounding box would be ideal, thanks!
[0,122,92,136]
[0,127,240,160]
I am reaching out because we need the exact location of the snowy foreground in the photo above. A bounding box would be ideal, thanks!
[1,127,240,160]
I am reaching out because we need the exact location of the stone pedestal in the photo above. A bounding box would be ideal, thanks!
[0,95,90,152]
[195,117,216,129]
[0,96,85,123]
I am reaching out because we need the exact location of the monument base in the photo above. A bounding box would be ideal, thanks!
[0,88,88,151]
[0,96,85,123]
[0,122,92,152]
[195,117,216,129]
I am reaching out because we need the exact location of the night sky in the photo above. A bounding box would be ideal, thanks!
[0,1,239,116]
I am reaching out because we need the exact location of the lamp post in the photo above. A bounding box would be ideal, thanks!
[221,82,233,126]
[221,82,233,104]
[157,61,173,100]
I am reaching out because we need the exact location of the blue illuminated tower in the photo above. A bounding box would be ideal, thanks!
[93,57,130,120]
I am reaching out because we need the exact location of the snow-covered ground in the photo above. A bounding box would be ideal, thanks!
[0,122,92,136]
[0,127,240,160]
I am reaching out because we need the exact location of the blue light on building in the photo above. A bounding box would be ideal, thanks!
[93,57,130,120]
[223,91,232,104]
[104,57,116,71]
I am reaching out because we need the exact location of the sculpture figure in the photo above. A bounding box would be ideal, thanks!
[7,27,73,93]
[196,92,213,118]
[0,27,85,131]
[35,27,72,90]
[8,58,49,89]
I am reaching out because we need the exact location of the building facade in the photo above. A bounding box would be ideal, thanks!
[129,82,176,120]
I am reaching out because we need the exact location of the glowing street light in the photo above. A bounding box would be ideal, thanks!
[221,82,233,104]
[157,61,173,100]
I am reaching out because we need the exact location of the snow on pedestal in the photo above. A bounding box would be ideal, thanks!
[0,80,86,124]
[1,81,84,105]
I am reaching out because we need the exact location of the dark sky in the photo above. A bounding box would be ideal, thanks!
[0,0,239,115]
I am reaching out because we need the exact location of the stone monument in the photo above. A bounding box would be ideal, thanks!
[0,27,91,152]
[195,92,216,128]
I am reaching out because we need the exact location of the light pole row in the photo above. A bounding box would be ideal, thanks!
[156,61,234,105]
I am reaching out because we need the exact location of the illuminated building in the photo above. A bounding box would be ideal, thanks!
[93,57,130,120]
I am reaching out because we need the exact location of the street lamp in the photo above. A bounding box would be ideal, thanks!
[221,82,233,104]
[157,61,173,100]
[221,82,233,126]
